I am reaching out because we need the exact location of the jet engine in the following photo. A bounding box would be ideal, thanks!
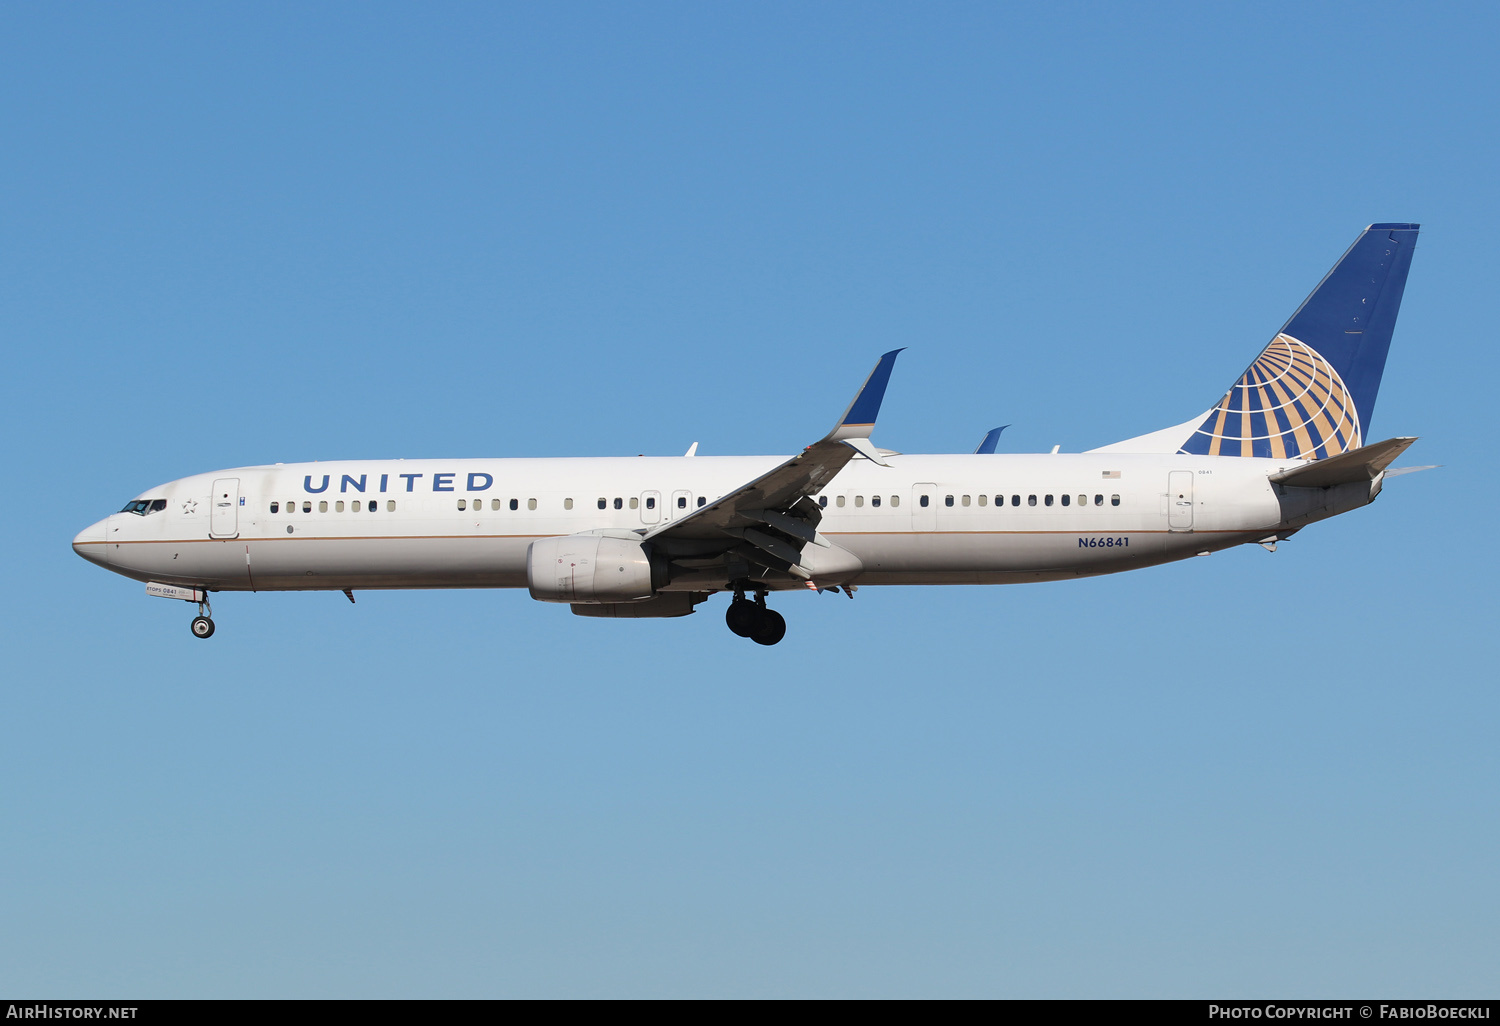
[527,533,668,604]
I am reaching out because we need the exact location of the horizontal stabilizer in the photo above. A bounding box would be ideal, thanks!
[1269,437,1417,489]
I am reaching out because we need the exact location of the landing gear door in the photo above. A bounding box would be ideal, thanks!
[1168,471,1194,532]
[210,478,240,538]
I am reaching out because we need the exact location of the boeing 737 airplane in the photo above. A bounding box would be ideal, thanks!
[73,224,1423,645]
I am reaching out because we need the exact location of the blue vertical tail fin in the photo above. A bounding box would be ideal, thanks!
[1178,223,1419,459]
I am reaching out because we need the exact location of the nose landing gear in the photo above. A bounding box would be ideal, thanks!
[724,587,787,646]
[190,596,215,639]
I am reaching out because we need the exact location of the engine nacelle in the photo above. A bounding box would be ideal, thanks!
[527,534,665,604]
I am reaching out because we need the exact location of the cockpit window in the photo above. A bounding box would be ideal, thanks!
[121,499,167,515]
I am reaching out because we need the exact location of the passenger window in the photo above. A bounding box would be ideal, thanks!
[457,499,466,511]
[489,499,499,511]
[977,494,987,506]
[1061,494,1070,507]
[270,502,279,513]
[564,498,573,510]
[598,498,607,510]
[871,495,881,507]
[387,500,396,512]
[837,495,846,508]
[1027,495,1037,507]
[352,501,361,512]
[1094,494,1103,506]
[945,495,954,507]
[855,495,864,507]
[1111,494,1121,506]
[697,496,706,507]
[629,497,638,510]
[819,496,828,508]
[961,495,971,507]
[319,501,328,513]
[303,501,312,513]
[920,495,929,507]
[1044,495,1053,506]
[1011,494,1020,506]
[614,497,622,509]
[528,498,538,510]
[890,495,900,507]
[677,495,687,509]
[645,497,655,510]
[336,500,345,512]
[1078,494,1087,506]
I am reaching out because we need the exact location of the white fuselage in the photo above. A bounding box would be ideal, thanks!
[72,451,1374,593]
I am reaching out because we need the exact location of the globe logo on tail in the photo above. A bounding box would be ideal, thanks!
[1180,334,1361,460]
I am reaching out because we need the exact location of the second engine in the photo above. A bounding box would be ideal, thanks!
[526,533,668,604]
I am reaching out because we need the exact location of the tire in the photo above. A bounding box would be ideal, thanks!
[191,616,215,639]
[725,600,756,638]
[749,608,786,646]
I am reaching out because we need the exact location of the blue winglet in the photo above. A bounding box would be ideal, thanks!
[974,425,1009,454]
[829,349,904,440]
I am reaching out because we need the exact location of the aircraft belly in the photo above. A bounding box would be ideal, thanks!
[834,529,1171,577]
[118,534,534,591]
[105,539,248,587]
[246,534,533,589]
[848,529,1260,585]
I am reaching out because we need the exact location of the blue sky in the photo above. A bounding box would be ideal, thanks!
[2,1,1496,997]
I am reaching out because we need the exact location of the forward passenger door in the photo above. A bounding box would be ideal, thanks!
[210,478,240,538]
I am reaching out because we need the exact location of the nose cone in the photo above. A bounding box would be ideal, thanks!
[72,518,110,566]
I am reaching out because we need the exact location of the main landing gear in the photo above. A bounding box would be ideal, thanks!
[725,587,786,646]
[190,596,215,639]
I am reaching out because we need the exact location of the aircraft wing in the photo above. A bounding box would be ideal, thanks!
[642,350,902,576]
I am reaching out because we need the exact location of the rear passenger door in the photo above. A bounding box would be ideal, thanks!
[1167,471,1194,531]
